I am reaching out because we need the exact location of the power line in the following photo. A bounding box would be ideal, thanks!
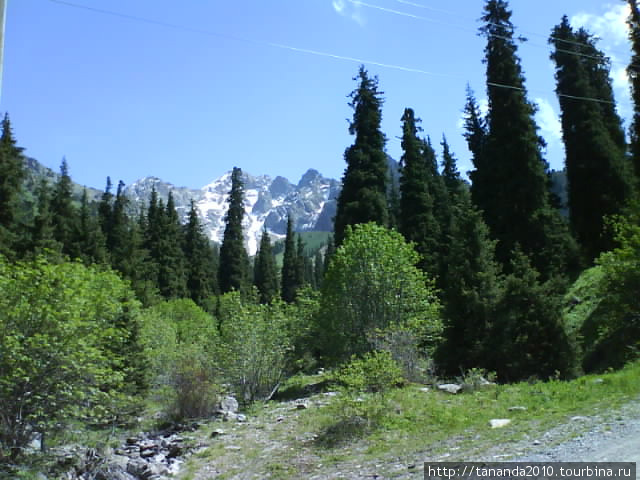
[46,0,622,107]
[386,0,634,60]
[360,0,636,69]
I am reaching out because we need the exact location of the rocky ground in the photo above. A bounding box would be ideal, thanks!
[20,390,640,479]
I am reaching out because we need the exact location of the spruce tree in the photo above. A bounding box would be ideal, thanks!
[437,188,502,373]
[628,0,640,179]
[72,189,107,264]
[0,114,25,256]
[550,17,633,261]
[31,179,60,254]
[51,158,78,256]
[473,0,574,279]
[158,192,188,298]
[183,200,218,305]
[398,108,439,277]
[334,66,389,246]
[314,249,324,288]
[218,167,250,294]
[254,226,278,304]
[489,247,575,381]
[441,135,465,201]
[281,214,299,302]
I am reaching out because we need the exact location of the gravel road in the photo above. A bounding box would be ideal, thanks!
[512,398,640,478]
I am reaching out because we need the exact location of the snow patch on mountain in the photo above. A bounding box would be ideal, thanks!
[124,169,339,255]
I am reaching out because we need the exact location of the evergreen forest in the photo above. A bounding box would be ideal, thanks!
[3,0,640,476]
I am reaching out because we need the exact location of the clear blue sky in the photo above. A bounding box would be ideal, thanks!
[2,0,633,190]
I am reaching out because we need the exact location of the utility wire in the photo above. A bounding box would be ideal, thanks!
[387,0,634,60]
[356,0,637,69]
[47,0,621,106]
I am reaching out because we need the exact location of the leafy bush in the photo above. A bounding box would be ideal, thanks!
[317,223,443,364]
[216,292,291,403]
[0,256,145,460]
[582,216,640,370]
[326,351,404,438]
[139,299,220,420]
[368,325,434,383]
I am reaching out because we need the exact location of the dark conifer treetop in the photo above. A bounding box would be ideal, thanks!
[628,0,640,179]
[550,16,633,261]
[334,66,389,246]
[472,0,575,279]
[219,166,250,294]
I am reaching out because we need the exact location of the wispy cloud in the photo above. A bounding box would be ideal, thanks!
[571,4,630,49]
[571,4,632,120]
[332,0,365,26]
[535,97,562,145]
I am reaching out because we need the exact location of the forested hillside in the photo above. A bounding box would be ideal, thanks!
[2,1,640,478]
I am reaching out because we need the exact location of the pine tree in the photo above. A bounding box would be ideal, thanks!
[183,200,218,305]
[314,249,324,288]
[0,114,25,256]
[437,189,502,373]
[334,66,389,246]
[254,226,278,304]
[72,189,107,264]
[50,158,78,256]
[628,0,640,179]
[473,0,575,279]
[398,108,440,277]
[281,215,300,302]
[157,192,188,298]
[550,17,633,261]
[218,167,250,294]
[462,86,488,172]
[441,135,465,202]
[31,179,60,254]
[489,247,575,381]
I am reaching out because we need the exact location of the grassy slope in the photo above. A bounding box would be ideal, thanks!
[180,361,640,479]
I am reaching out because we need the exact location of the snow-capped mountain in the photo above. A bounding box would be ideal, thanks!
[124,169,340,255]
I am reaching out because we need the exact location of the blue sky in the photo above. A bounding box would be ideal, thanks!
[2,0,634,190]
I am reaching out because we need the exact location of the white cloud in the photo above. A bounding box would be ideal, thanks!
[332,0,365,26]
[535,97,562,144]
[571,4,633,122]
[571,3,630,48]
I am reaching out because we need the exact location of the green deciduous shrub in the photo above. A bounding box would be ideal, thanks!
[0,256,145,460]
[317,223,443,364]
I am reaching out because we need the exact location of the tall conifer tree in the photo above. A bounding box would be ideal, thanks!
[550,17,632,260]
[157,192,188,298]
[50,158,77,255]
[473,0,574,279]
[628,0,640,179]
[438,188,502,373]
[281,214,300,302]
[183,199,218,305]
[334,66,389,246]
[0,114,25,256]
[398,108,439,277]
[218,167,250,294]
[254,227,278,304]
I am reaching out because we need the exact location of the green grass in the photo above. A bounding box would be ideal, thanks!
[295,360,640,463]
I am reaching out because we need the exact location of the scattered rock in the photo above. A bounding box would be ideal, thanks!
[218,396,239,416]
[508,406,528,412]
[210,429,225,438]
[236,414,248,422]
[296,403,308,410]
[489,419,512,429]
[571,416,589,422]
[276,416,285,422]
[532,440,541,446]
[593,378,604,384]
[418,387,430,393]
[437,383,463,394]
